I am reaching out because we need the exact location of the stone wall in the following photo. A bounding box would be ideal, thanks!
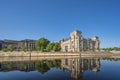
[0,51,116,57]
[0,51,120,62]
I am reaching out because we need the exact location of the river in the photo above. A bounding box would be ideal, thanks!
[0,57,120,80]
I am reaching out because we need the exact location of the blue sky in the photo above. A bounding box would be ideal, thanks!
[0,0,120,48]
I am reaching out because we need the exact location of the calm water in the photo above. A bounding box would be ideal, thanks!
[0,58,120,80]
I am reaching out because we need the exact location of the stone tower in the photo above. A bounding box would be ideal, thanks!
[70,30,83,52]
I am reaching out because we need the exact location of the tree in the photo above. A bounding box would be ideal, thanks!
[97,48,100,51]
[35,61,50,74]
[7,45,13,52]
[53,42,61,51]
[35,37,50,51]
[83,46,88,51]
[21,46,27,52]
[46,43,55,52]
[2,48,8,52]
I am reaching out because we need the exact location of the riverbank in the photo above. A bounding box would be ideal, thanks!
[0,51,120,62]
[0,51,120,57]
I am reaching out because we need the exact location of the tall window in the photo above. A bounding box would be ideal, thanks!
[65,46,68,52]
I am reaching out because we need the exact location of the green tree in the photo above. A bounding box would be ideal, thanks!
[35,61,50,74]
[21,46,27,52]
[7,45,13,52]
[53,42,61,51]
[46,43,55,52]
[2,48,8,52]
[97,48,100,51]
[35,37,50,51]
[102,48,107,51]
[83,46,88,51]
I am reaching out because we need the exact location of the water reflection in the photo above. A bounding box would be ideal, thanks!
[0,60,61,73]
[0,58,102,80]
[61,58,100,79]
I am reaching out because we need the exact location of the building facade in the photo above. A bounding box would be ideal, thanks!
[0,40,3,50]
[17,39,36,51]
[0,39,36,51]
[60,30,100,52]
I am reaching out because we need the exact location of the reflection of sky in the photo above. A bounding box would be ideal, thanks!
[0,68,73,80]
[82,60,120,80]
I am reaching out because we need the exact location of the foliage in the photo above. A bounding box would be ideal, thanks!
[1,60,61,74]
[2,48,8,52]
[102,58,120,61]
[35,60,61,74]
[97,48,100,50]
[35,61,50,74]
[21,46,27,52]
[7,45,14,52]
[46,43,55,52]
[2,45,14,52]
[83,46,89,51]
[102,47,120,51]
[35,37,50,52]
[46,42,61,52]
[53,42,61,51]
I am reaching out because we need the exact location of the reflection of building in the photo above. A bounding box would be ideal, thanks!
[0,61,35,72]
[81,58,100,72]
[0,58,100,79]
[0,39,36,51]
[61,58,83,79]
[61,58,100,79]
[60,30,100,52]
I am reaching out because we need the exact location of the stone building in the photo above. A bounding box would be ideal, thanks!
[2,39,18,49]
[17,39,36,51]
[60,30,100,52]
[0,39,36,51]
[0,40,3,50]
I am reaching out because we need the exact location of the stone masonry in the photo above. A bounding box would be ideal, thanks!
[60,30,100,52]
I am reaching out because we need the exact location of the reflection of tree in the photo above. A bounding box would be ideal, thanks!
[102,58,120,61]
[46,61,54,68]
[35,61,50,74]
[0,60,61,73]
[53,60,61,68]
[0,61,33,71]
[35,60,61,74]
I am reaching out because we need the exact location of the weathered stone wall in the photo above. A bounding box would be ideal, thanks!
[0,51,117,57]
[61,39,70,52]
[0,51,120,62]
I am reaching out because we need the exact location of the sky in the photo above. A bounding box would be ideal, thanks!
[0,0,120,48]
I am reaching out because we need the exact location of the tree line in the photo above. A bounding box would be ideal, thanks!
[1,37,61,52]
[101,47,120,51]
[0,60,61,74]
[35,37,61,52]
